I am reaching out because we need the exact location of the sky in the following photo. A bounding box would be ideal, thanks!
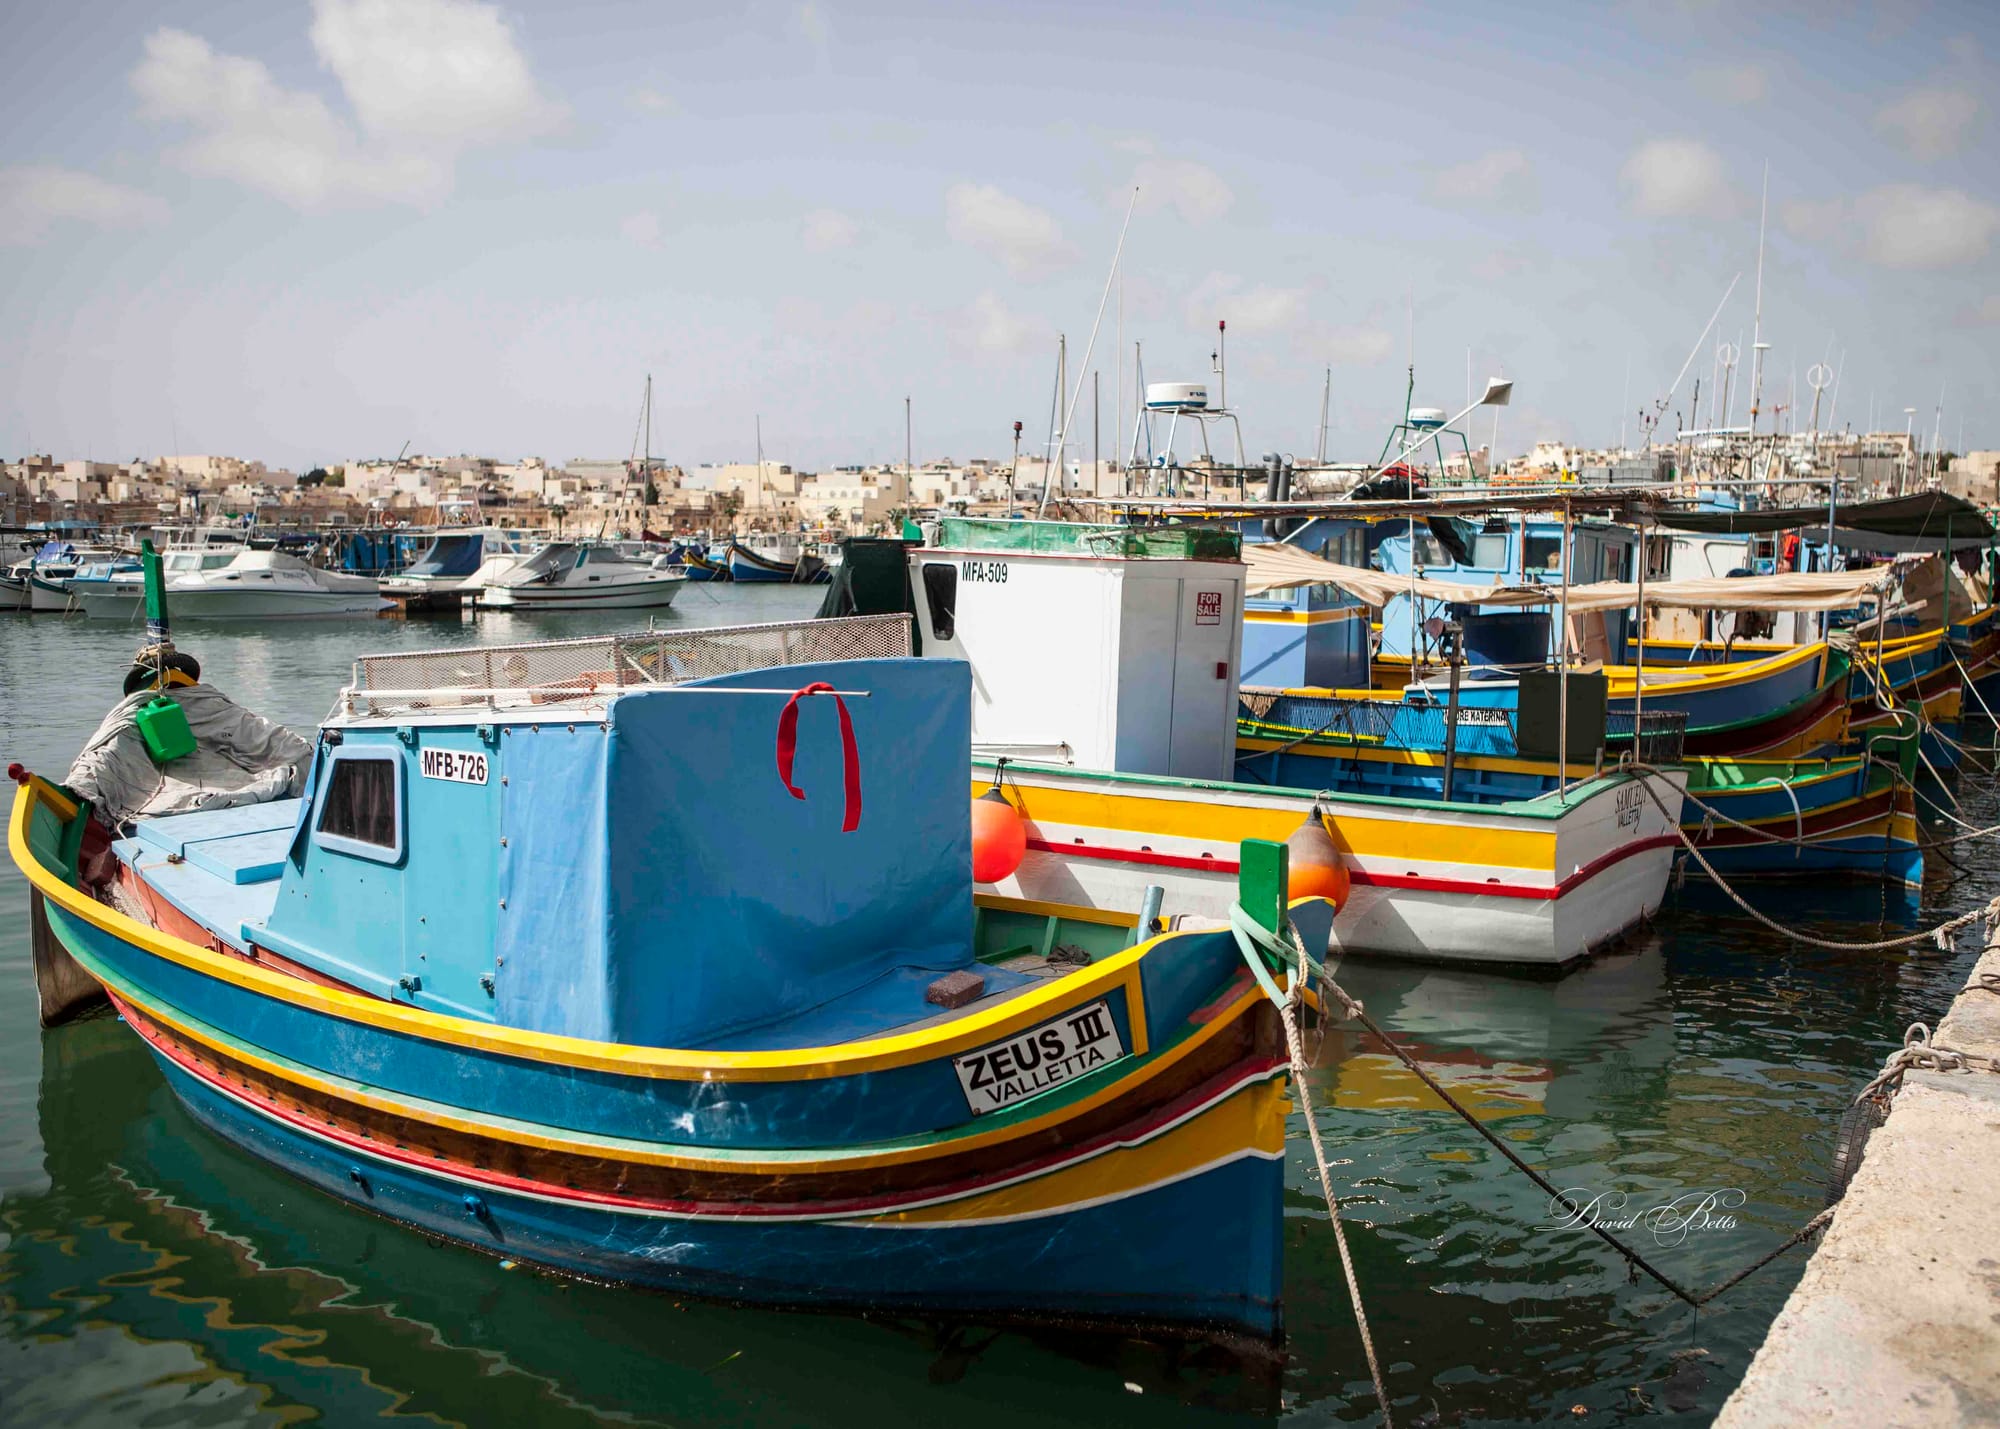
[2,0,1996,473]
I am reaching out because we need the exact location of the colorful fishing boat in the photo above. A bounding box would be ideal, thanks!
[1609,645,1852,759]
[670,542,732,581]
[1677,745,1922,887]
[13,596,1345,1338]
[1949,603,2000,717]
[891,519,1686,971]
[728,535,826,584]
[1235,683,1922,888]
[1849,629,1962,770]
[1304,643,1851,763]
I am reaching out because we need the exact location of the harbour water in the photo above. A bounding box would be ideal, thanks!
[2,590,1990,1426]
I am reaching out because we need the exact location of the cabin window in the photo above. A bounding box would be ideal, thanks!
[1470,532,1509,569]
[1410,533,1450,569]
[921,562,957,640]
[315,752,404,863]
[1524,535,1564,571]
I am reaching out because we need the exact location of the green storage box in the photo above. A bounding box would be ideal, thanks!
[135,695,197,764]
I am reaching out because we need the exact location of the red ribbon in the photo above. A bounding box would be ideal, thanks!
[775,681,862,833]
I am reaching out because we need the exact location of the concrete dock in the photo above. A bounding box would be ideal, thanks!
[1715,936,2000,1427]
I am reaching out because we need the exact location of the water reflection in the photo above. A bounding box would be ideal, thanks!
[5,1017,1296,1426]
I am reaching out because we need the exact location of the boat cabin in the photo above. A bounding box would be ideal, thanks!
[904,519,1245,779]
[109,617,1064,1051]
[1236,515,1373,690]
[1375,517,1638,670]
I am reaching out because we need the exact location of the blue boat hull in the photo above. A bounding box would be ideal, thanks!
[156,1052,1286,1334]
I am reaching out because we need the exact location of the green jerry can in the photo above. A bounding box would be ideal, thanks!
[135,695,197,764]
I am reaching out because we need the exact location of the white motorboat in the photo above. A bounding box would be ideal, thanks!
[479,541,687,610]
[13,542,119,612]
[0,573,27,612]
[379,528,537,608]
[158,550,390,619]
[68,549,245,620]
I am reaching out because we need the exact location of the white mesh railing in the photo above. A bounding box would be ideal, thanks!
[339,614,913,717]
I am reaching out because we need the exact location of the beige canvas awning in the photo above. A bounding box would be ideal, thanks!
[1240,541,1895,612]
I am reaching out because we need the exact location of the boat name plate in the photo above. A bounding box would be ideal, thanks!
[419,748,490,785]
[952,997,1125,1115]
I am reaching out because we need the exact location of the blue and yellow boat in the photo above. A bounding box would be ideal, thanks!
[11,614,1336,1338]
[1236,680,1921,887]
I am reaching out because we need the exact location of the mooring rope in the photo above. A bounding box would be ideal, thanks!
[1228,909,1846,1323]
[1627,768,2000,953]
[1228,906,1393,1426]
[1852,1017,2000,1105]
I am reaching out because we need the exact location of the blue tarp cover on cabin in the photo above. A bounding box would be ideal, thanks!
[494,657,992,1049]
[405,533,485,578]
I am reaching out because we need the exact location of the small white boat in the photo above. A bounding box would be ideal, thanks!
[0,574,27,612]
[160,550,390,620]
[480,541,687,610]
[68,549,245,620]
[379,528,538,608]
[13,542,118,612]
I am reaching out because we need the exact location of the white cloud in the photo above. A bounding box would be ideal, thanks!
[945,182,1071,276]
[1127,158,1233,224]
[1857,185,1998,268]
[1186,273,1306,335]
[964,291,1038,353]
[129,0,560,211]
[1785,185,1999,269]
[621,212,662,248]
[1693,64,1767,105]
[1323,325,1395,366]
[801,208,859,251]
[1620,138,1733,218]
[310,0,563,147]
[132,28,440,208]
[1430,147,1535,205]
[0,165,169,245]
[1876,88,1979,161]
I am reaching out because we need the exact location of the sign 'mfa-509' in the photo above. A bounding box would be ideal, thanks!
[952,998,1127,1114]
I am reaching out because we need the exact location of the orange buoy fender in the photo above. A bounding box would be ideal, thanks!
[1286,808,1351,912]
[971,788,1027,883]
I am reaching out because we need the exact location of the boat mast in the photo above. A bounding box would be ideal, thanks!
[1747,162,1770,439]
[1042,187,1137,516]
[1317,366,1331,466]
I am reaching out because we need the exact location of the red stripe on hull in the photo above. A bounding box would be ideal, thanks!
[1025,833,1679,902]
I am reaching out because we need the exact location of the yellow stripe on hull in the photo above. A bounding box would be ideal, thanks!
[982,777,1557,872]
[9,782,1155,1084]
[98,966,1264,1177]
[870,1073,1288,1226]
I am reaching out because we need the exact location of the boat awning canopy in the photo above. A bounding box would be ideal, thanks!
[1240,541,1898,612]
[1644,492,1996,549]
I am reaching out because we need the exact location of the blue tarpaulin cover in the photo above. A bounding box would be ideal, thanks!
[405,534,485,579]
[492,657,992,1049]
